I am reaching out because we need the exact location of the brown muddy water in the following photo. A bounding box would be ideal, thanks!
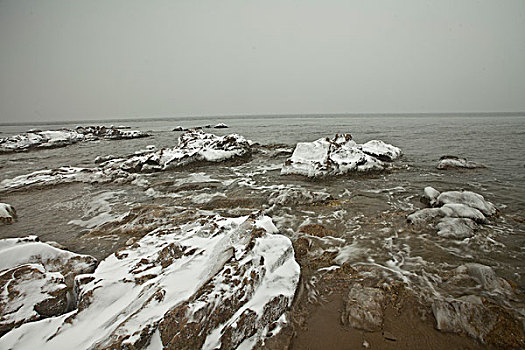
[1,114,524,348]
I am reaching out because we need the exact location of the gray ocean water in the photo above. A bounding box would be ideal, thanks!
[1,113,524,318]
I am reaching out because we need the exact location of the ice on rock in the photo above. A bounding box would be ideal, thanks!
[281,134,400,178]
[0,236,96,335]
[0,214,300,350]
[0,126,149,153]
[437,156,486,170]
[0,203,17,224]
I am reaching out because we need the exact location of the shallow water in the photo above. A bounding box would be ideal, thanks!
[1,113,524,320]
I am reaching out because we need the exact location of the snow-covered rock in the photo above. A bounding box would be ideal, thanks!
[0,203,16,224]
[104,130,252,173]
[437,156,486,170]
[0,236,96,335]
[436,191,496,216]
[408,188,496,237]
[214,123,229,129]
[281,134,401,178]
[0,126,149,153]
[0,214,300,349]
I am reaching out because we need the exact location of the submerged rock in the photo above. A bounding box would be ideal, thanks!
[267,188,331,207]
[0,214,300,349]
[0,236,96,336]
[281,134,401,178]
[437,156,486,170]
[432,296,524,347]
[0,126,149,153]
[342,284,385,332]
[0,203,16,224]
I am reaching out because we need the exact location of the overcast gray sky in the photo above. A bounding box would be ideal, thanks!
[1,0,524,122]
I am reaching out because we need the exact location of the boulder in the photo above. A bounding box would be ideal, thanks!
[214,123,229,129]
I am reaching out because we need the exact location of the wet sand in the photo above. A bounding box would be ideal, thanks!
[292,292,485,350]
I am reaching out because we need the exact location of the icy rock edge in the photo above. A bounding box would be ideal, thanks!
[0,214,300,350]
[281,134,402,178]
[0,236,97,336]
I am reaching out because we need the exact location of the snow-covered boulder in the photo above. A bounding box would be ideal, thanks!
[0,214,300,349]
[0,203,16,224]
[281,134,401,178]
[105,130,252,173]
[437,156,486,170]
[0,236,96,335]
[214,123,229,129]
[0,126,149,153]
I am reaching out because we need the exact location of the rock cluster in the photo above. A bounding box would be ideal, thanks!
[0,214,300,349]
[407,187,496,239]
[0,131,253,193]
[97,129,252,173]
[0,126,149,153]
[281,134,401,178]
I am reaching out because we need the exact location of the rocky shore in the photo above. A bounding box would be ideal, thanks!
[0,130,523,349]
